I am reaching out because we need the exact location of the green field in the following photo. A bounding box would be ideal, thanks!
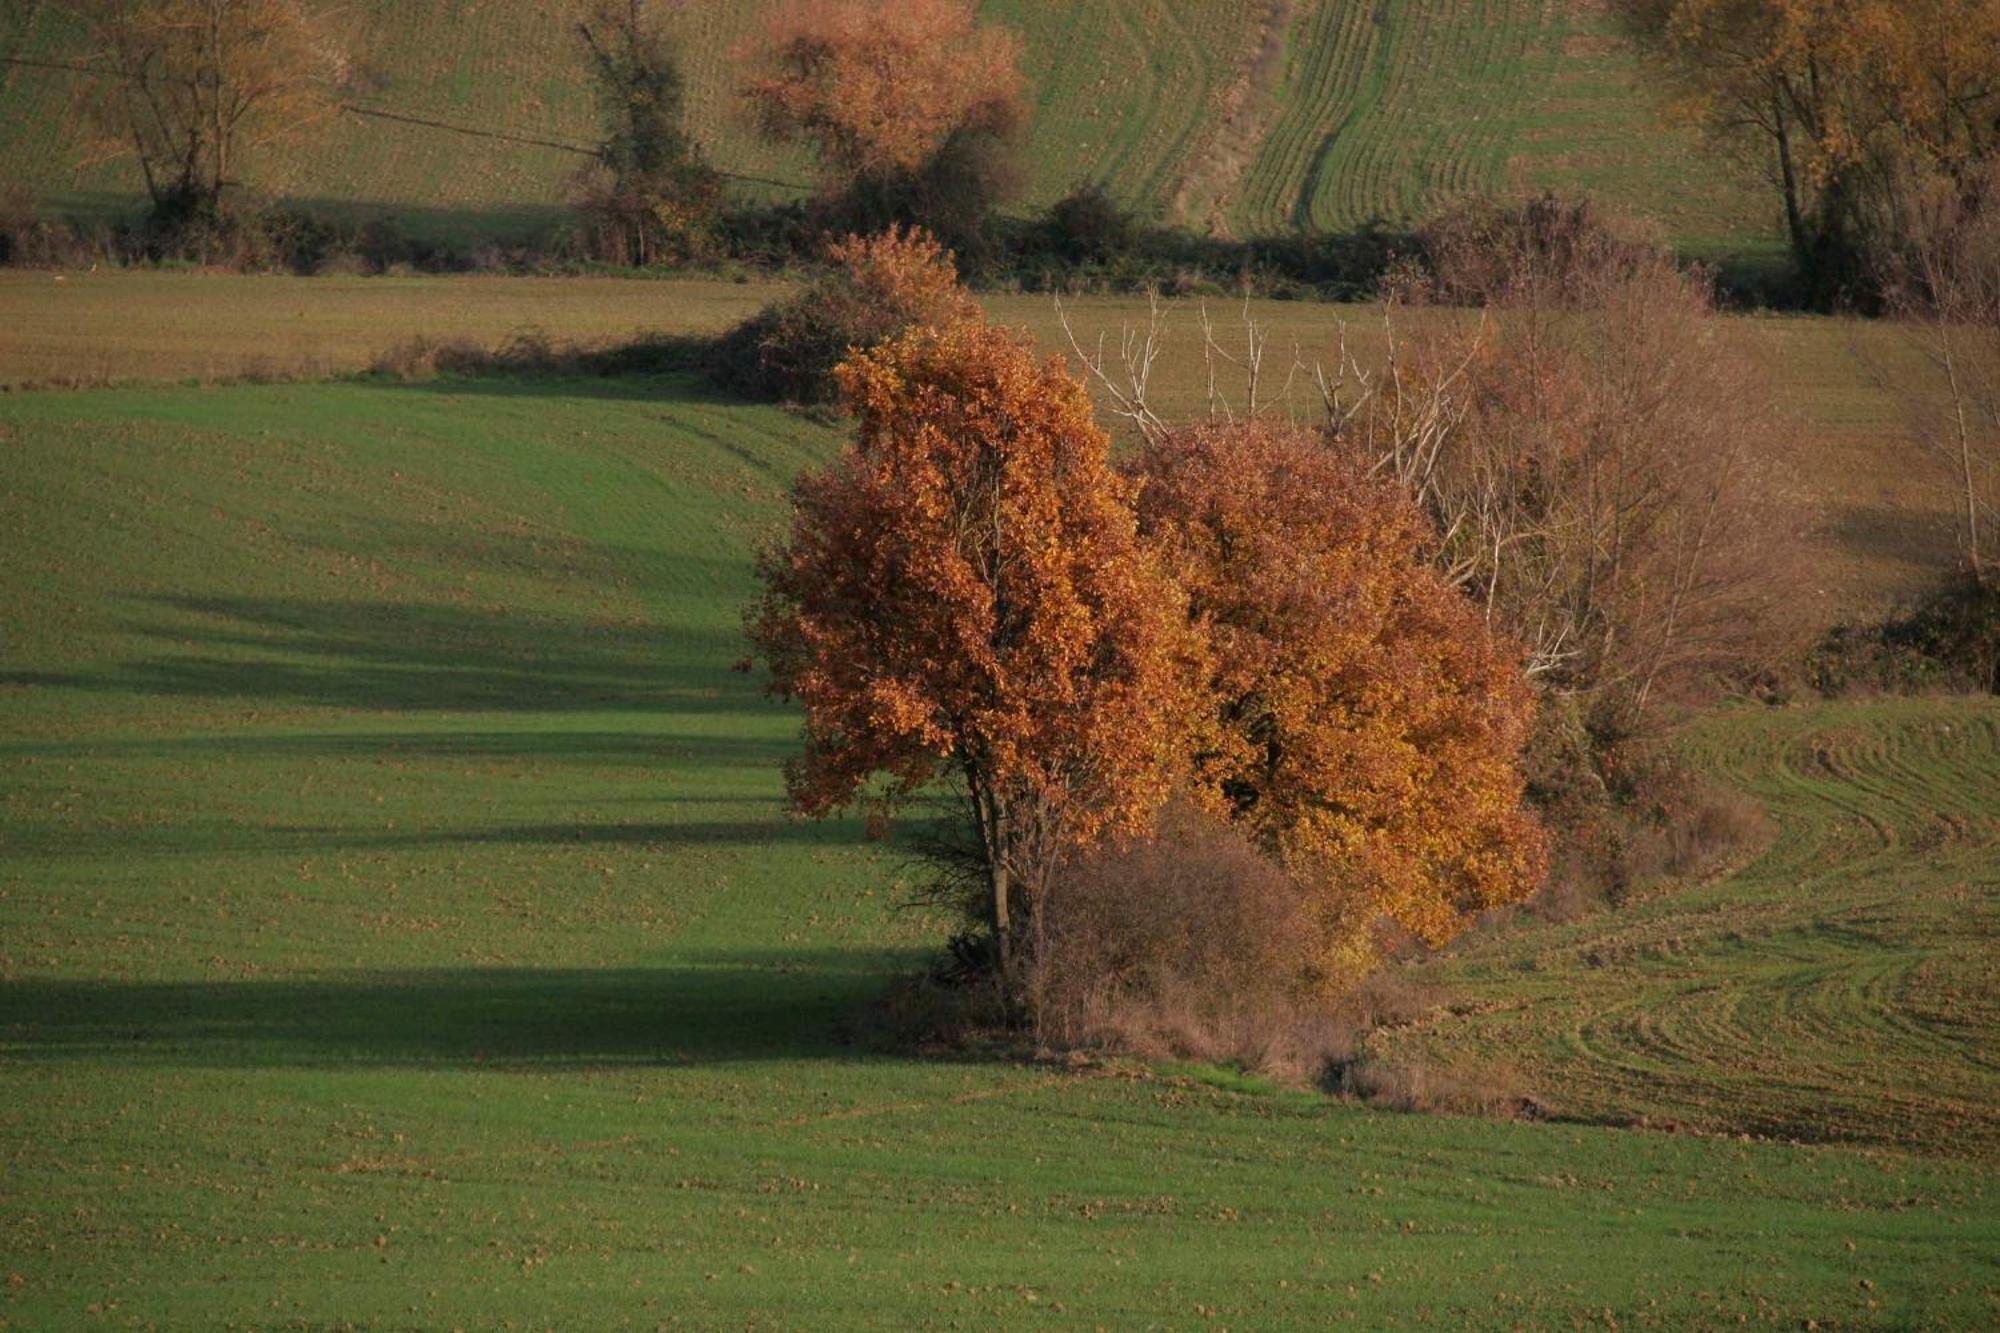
[2,0,1994,1320]
[2,332,1996,1324]
[0,269,1965,619]
[0,0,1773,256]
[1380,697,2000,1159]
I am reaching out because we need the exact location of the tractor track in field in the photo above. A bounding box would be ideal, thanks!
[1168,0,1299,233]
[1377,698,2000,1161]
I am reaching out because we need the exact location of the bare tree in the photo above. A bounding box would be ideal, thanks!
[1878,167,2000,586]
[1058,234,1808,725]
[66,0,347,221]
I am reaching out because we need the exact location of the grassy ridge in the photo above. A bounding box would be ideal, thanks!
[1,0,1769,253]
[2,373,1994,1326]
[1380,698,2000,1158]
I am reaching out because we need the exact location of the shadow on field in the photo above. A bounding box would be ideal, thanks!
[369,367,738,406]
[4,807,874,857]
[1,729,791,768]
[1827,502,1959,572]
[2,594,771,715]
[34,192,575,249]
[0,951,910,1069]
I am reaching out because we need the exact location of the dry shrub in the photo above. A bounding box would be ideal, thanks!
[1326,968,1443,1031]
[1603,761,1771,896]
[1521,702,1772,919]
[1331,1053,1530,1118]
[1404,191,1668,308]
[1027,801,1345,1082]
[367,335,490,381]
[0,188,100,268]
[860,968,1011,1054]
[708,225,980,403]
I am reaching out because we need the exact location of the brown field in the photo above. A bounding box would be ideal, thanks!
[1,271,1961,621]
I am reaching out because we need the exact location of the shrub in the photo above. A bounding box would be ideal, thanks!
[572,0,723,267]
[0,188,98,268]
[1329,1053,1530,1118]
[708,225,981,403]
[1044,182,1138,265]
[1357,215,1814,731]
[1401,191,1668,307]
[1518,700,1771,919]
[1809,573,2000,696]
[1028,800,1334,1075]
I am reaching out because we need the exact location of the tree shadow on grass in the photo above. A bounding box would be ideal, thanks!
[1826,502,1960,575]
[363,363,743,406]
[2,593,772,715]
[6,811,873,859]
[0,950,925,1070]
[0,730,792,768]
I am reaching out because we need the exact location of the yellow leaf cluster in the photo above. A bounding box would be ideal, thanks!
[1132,421,1547,975]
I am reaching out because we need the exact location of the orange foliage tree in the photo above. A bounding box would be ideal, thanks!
[737,0,1024,251]
[1130,421,1546,978]
[747,319,1194,978]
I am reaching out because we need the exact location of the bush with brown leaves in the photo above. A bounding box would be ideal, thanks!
[1028,801,1346,1081]
[709,225,982,403]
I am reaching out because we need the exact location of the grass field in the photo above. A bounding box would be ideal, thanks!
[1,0,1772,255]
[1379,697,2000,1159]
[2,365,1995,1327]
[0,269,1966,619]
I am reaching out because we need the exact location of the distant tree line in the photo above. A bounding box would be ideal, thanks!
[25,0,2000,314]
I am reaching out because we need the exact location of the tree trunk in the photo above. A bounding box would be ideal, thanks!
[1773,94,1811,278]
[1941,335,1986,585]
[989,800,1012,979]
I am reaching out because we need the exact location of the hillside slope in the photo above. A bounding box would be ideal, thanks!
[2,0,1770,255]
[1379,698,2000,1158]
[1,373,1993,1325]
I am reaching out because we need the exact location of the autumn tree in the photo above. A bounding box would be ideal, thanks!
[66,0,347,230]
[737,0,1025,259]
[572,0,723,266]
[1626,0,2000,301]
[1130,421,1547,979]
[747,319,1194,982]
